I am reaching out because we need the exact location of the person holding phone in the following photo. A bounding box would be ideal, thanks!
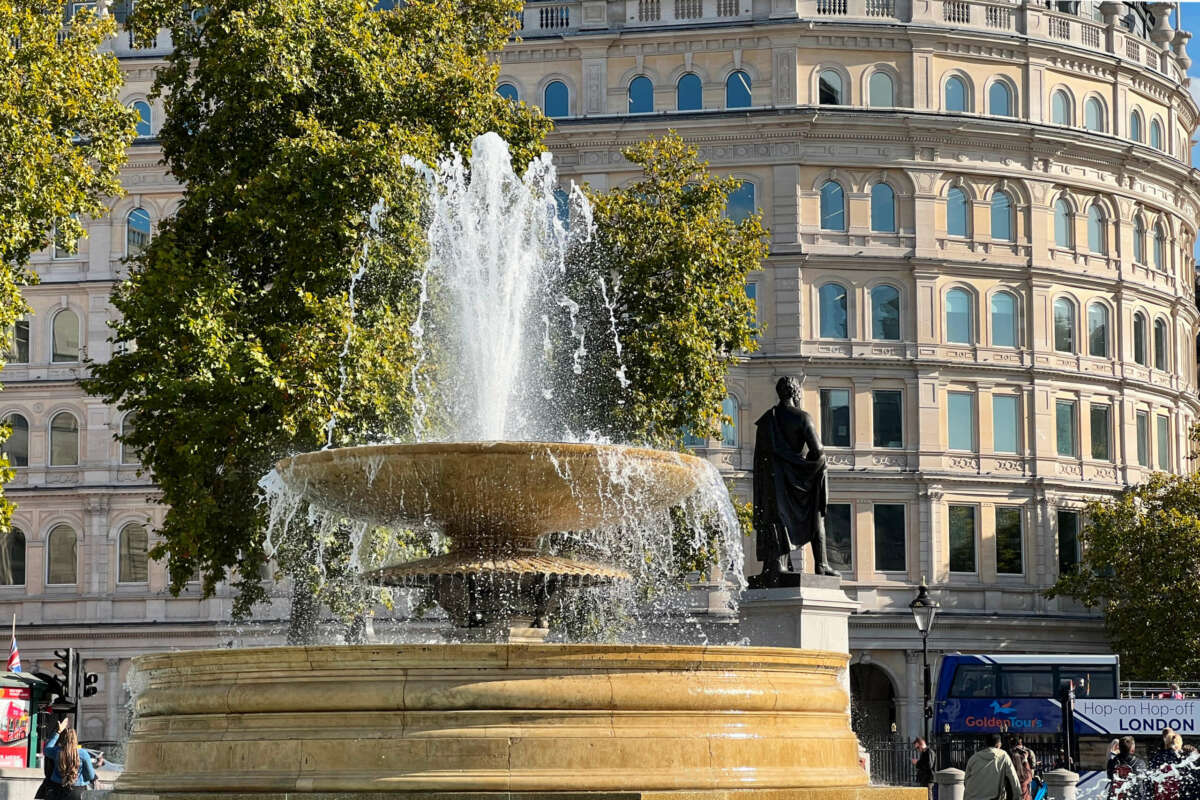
[41,717,97,800]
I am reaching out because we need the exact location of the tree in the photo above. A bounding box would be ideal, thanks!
[0,1,136,534]
[1046,472,1200,680]
[86,0,551,632]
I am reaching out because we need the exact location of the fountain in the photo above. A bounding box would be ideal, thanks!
[110,135,922,800]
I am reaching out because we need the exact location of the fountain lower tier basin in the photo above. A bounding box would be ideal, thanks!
[113,644,922,800]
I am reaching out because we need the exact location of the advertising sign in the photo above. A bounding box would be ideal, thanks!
[0,686,31,768]
[1074,698,1200,736]
[938,698,1063,733]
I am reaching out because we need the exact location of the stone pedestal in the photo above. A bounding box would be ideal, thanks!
[1043,770,1080,800]
[739,574,860,654]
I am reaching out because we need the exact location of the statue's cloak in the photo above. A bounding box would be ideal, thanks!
[752,406,828,563]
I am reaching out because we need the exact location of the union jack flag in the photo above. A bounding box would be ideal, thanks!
[6,627,19,673]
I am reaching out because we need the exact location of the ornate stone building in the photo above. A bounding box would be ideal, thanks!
[1,0,1197,742]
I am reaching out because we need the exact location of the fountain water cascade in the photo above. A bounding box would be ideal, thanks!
[112,135,922,800]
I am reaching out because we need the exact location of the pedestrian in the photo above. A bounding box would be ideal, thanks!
[913,737,936,796]
[1154,733,1185,800]
[1108,736,1148,800]
[1178,745,1199,800]
[1158,685,1185,700]
[964,733,1022,800]
[1008,735,1037,800]
[1153,729,1179,770]
[41,718,97,800]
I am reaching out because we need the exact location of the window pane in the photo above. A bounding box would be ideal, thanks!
[1054,200,1072,248]
[1088,206,1105,253]
[122,411,141,464]
[820,389,851,447]
[496,83,518,102]
[1057,510,1079,575]
[746,282,758,338]
[47,524,77,585]
[946,289,972,343]
[724,181,756,224]
[1052,91,1070,125]
[1087,303,1108,357]
[0,529,24,586]
[1056,400,1077,457]
[1134,315,1147,365]
[871,285,900,340]
[1130,111,1142,141]
[1154,320,1167,370]
[945,76,967,112]
[947,188,968,237]
[990,191,1012,241]
[1157,415,1170,471]
[3,320,29,363]
[948,392,975,451]
[1053,298,1075,352]
[819,283,847,338]
[1151,119,1163,150]
[1136,411,1149,466]
[1,414,28,467]
[628,76,653,113]
[820,181,845,231]
[991,292,1016,348]
[543,81,568,118]
[721,395,738,448]
[873,390,903,449]
[1153,226,1165,271]
[993,395,1019,454]
[819,71,842,105]
[1085,98,1103,131]
[119,524,149,583]
[950,665,996,698]
[988,82,1011,117]
[995,507,1023,575]
[52,310,79,362]
[133,100,151,137]
[726,70,751,108]
[826,503,853,573]
[677,73,702,111]
[870,184,896,233]
[868,72,894,107]
[1134,218,1146,263]
[50,412,79,466]
[127,207,151,256]
[1090,404,1111,461]
[873,503,905,572]
[949,505,976,573]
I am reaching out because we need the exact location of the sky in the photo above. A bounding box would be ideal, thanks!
[1178,3,1200,256]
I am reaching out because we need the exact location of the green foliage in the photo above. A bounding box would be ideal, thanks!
[86,0,551,620]
[0,1,136,533]
[1046,472,1200,680]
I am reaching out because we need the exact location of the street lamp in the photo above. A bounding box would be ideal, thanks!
[909,580,940,745]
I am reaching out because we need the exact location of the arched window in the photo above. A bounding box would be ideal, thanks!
[1084,97,1104,132]
[721,395,739,448]
[1130,109,1143,142]
[991,291,1017,348]
[870,183,896,233]
[132,100,152,137]
[947,187,969,237]
[1150,118,1163,150]
[676,73,702,111]
[1087,302,1109,358]
[1154,319,1168,370]
[1153,223,1166,271]
[726,71,751,108]
[496,83,519,102]
[1053,297,1076,353]
[1134,216,1146,263]
[818,70,843,105]
[819,180,846,231]
[46,524,77,585]
[628,76,653,114]
[1053,198,1073,248]
[1,413,28,467]
[725,181,755,224]
[871,285,901,341]
[127,207,151,257]
[819,283,848,339]
[990,190,1013,242]
[1087,205,1106,253]
[543,81,569,119]
[868,71,894,107]
[946,288,973,344]
[118,523,149,583]
[1133,312,1148,365]
[945,75,968,112]
[51,309,79,363]
[121,411,141,464]
[988,81,1013,117]
[0,528,24,586]
[49,412,79,467]
[1051,89,1071,125]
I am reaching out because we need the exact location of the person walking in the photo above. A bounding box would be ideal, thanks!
[913,737,936,797]
[964,733,1022,800]
[41,718,97,800]
[1008,735,1037,800]
[1108,736,1148,800]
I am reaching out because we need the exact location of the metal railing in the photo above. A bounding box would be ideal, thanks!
[1120,681,1200,698]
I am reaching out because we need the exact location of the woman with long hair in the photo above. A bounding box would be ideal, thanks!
[41,718,96,800]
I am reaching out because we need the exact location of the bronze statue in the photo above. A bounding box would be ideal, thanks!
[750,375,839,588]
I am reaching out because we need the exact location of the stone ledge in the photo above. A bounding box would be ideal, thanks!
[96,788,928,800]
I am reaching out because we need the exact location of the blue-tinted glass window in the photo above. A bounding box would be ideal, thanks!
[1153,224,1165,271]
[1130,110,1143,142]
[819,70,843,105]
[948,392,975,451]
[497,83,519,102]
[946,288,972,344]
[746,282,758,338]
[819,283,848,338]
[1087,205,1105,253]
[628,76,653,114]
[1053,297,1075,353]
[990,190,1013,241]
[1157,415,1170,471]
[1056,400,1077,457]
[947,187,968,236]
[871,285,900,340]
[820,389,851,447]
[127,207,151,256]
[726,71,751,108]
[1134,217,1146,263]
[1154,319,1168,370]
[682,427,705,447]
[945,76,968,112]
[870,183,896,233]
[1151,119,1163,150]
[991,291,1017,348]
[1087,302,1109,357]
[1054,199,1072,248]
[1133,312,1147,365]
[721,395,738,447]
[543,81,569,119]
[820,180,845,231]
[1051,90,1071,125]
[133,101,152,137]
[1137,411,1149,466]
[725,181,755,223]
[868,71,894,107]
[873,504,906,572]
[988,81,1012,117]
[373,0,398,8]
[1085,97,1104,132]
[993,395,1019,454]
[677,73,702,111]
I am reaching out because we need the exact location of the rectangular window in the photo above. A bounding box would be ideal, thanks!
[873,390,903,449]
[873,503,906,572]
[1157,415,1170,471]
[948,392,975,451]
[1090,404,1111,461]
[820,389,851,448]
[995,506,1024,575]
[1057,510,1080,576]
[826,503,853,573]
[746,282,758,339]
[948,505,976,573]
[2,321,28,364]
[992,394,1019,454]
[1055,400,1077,458]
[1137,411,1149,467]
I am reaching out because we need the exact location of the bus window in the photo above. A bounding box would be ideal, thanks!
[1000,667,1055,697]
[950,665,996,697]
[1059,669,1115,698]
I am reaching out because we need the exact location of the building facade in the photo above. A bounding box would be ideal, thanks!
[1,0,1198,743]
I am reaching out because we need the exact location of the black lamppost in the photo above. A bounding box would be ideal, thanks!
[909,580,940,745]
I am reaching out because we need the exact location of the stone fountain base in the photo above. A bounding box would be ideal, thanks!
[111,644,925,800]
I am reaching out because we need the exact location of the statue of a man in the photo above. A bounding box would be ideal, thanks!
[750,375,839,587]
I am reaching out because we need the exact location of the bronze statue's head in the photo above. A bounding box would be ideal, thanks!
[775,375,801,403]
